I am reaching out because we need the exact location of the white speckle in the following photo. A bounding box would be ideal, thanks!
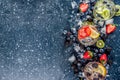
[17,58,22,64]
[24,50,28,52]
[17,16,20,19]
[38,16,40,19]
[1,66,4,68]
[30,50,34,52]
[53,66,56,68]
[118,66,120,72]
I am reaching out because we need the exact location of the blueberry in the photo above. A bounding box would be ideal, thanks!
[98,74,103,79]
[93,78,99,80]
[86,72,91,77]
[77,63,81,67]
[66,37,71,40]
[92,63,98,68]
[74,69,79,74]
[99,49,104,53]
[95,49,99,53]
[86,47,91,50]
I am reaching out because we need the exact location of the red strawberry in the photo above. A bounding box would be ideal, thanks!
[84,26,91,36]
[106,24,116,34]
[83,51,93,59]
[100,54,108,64]
[78,26,91,40]
[79,3,89,13]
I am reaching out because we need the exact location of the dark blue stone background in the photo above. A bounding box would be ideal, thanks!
[0,0,120,80]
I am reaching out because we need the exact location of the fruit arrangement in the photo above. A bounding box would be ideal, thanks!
[62,0,120,80]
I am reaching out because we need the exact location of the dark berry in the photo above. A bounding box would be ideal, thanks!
[86,72,91,77]
[92,63,98,68]
[93,78,99,80]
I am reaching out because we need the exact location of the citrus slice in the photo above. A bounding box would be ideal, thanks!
[101,8,110,19]
[115,5,120,16]
[89,27,100,39]
[96,40,105,48]
[97,64,107,76]
[96,6,105,14]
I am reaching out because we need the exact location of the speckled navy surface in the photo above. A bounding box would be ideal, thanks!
[0,0,120,80]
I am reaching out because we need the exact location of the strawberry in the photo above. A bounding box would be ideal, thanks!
[79,3,89,13]
[106,24,116,34]
[85,26,91,36]
[100,54,108,64]
[83,51,93,59]
[78,26,91,40]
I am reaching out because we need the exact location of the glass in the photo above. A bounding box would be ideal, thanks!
[84,62,107,80]
[78,23,100,46]
[93,0,116,20]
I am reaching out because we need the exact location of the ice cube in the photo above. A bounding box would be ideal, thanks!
[93,19,98,24]
[74,46,80,52]
[68,55,76,63]
[105,19,114,25]
[78,72,83,77]
[106,75,110,77]
[91,0,96,3]
[71,28,76,34]
[80,54,83,58]
[77,20,82,26]
[101,27,106,34]
[98,20,105,27]
[71,1,78,9]
[83,0,90,3]
[63,30,67,35]
[86,15,91,19]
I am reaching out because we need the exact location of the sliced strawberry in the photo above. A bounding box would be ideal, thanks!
[100,54,108,64]
[106,24,116,34]
[78,26,91,40]
[79,3,89,13]
[83,51,93,59]
[85,26,91,36]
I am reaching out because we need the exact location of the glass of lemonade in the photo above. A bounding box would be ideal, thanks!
[84,62,107,80]
[93,0,116,20]
[78,22,100,46]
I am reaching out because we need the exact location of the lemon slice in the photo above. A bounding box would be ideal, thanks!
[115,5,120,16]
[97,64,107,76]
[101,8,110,19]
[89,27,100,39]
[93,63,107,77]
[96,6,105,14]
